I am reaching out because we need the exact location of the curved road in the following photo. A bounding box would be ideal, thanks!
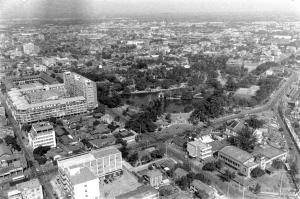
[211,71,298,125]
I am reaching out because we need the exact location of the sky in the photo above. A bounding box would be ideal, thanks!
[0,0,299,19]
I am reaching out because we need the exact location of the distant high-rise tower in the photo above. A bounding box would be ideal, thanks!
[63,71,98,109]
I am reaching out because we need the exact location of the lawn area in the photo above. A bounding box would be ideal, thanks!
[159,123,194,137]
[256,170,295,193]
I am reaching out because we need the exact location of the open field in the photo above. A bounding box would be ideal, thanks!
[99,170,141,199]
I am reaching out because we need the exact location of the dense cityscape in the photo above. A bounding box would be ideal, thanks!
[0,1,300,199]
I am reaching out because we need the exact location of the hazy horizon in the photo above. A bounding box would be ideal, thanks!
[0,0,300,20]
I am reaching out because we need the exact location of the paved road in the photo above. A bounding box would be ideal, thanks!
[211,71,298,125]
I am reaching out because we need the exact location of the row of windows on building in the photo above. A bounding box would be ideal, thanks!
[219,154,240,168]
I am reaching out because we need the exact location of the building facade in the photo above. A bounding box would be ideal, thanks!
[147,170,162,188]
[63,71,98,110]
[218,145,287,178]
[187,140,212,160]
[6,72,97,124]
[28,122,56,149]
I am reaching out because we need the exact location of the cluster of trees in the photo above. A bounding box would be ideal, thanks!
[251,62,279,76]
[221,170,236,182]
[272,159,284,169]
[245,117,264,129]
[290,161,299,177]
[228,127,257,153]
[4,135,21,151]
[250,167,265,178]
[202,160,225,172]
[253,76,281,103]
[33,146,51,165]
[189,90,227,124]
[96,84,123,108]
[250,183,261,194]
[125,99,163,133]
[175,172,211,191]
[195,190,209,199]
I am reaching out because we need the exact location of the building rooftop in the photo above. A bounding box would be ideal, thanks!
[90,146,120,159]
[57,153,94,169]
[147,169,162,178]
[219,146,253,164]
[57,146,120,170]
[252,144,287,160]
[0,143,12,158]
[115,186,158,199]
[32,122,53,132]
[69,167,98,185]
[191,179,214,195]
[16,178,41,190]
[189,140,211,150]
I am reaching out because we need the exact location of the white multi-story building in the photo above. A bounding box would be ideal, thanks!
[16,178,43,199]
[187,140,212,160]
[66,167,100,199]
[57,147,122,199]
[28,122,56,149]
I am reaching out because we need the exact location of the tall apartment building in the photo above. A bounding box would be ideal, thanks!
[13,178,43,199]
[5,72,97,124]
[63,71,98,109]
[57,146,122,198]
[187,140,212,160]
[28,122,56,149]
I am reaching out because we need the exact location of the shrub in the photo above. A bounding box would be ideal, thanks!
[251,167,265,178]
[202,162,216,172]
[272,159,284,169]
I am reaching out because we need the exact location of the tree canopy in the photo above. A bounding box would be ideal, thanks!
[228,126,257,153]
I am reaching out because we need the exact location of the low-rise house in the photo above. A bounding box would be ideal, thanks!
[16,178,43,199]
[146,169,163,188]
[173,168,188,180]
[190,179,215,197]
[89,136,116,148]
[0,145,27,183]
[172,136,187,149]
[0,127,14,139]
[115,185,159,199]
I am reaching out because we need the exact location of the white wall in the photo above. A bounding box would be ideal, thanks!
[73,178,100,199]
